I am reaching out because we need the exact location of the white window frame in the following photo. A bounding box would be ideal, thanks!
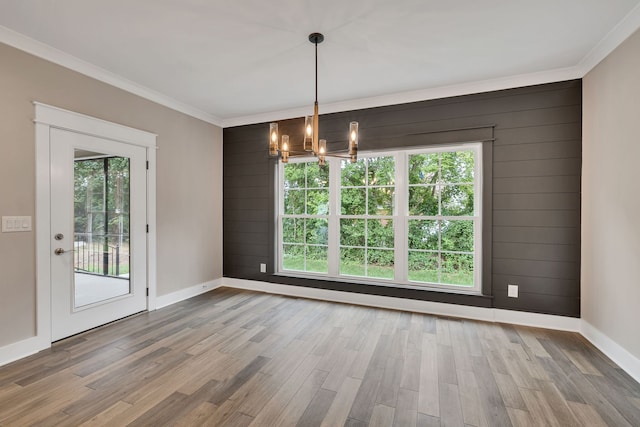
[277,157,331,274]
[276,142,482,294]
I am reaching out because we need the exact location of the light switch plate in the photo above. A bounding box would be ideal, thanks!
[2,216,32,232]
[508,284,519,298]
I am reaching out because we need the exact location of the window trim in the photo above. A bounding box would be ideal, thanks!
[276,143,483,295]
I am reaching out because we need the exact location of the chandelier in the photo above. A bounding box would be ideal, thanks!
[269,33,359,165]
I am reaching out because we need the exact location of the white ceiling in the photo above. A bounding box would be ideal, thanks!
[1,0,640,127]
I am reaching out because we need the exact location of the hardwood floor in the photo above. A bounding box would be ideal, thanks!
[0,288,638,426]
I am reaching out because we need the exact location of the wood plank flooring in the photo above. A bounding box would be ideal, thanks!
[0,288,638,426]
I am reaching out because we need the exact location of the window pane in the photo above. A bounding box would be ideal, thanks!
[341,159,366,187]
[441,151,474,183]
[441,253,474,286]
[367,157,395,186]
[367,249,394,279]
[307,163,329,188]
[340,247,365,276]
[441,185,474,216]
[408,220,438,250]
[368,187,394,216]
[408,186,439,216]
[306,245,328,273]
[306,218,328,245]
[282,244,304,271]
[409,153,439,185]
[282,218,304,244]
[441,220,474,252]
[340,218,365,247]
[307,189,329,215]
[284,189,305,214]
[341,188,366,215]
[408,252,439,283]
[284,163,306,188]
[368,219,394,248]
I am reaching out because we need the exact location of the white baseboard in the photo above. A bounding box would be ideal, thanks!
[494,308,580,332]
[221,277,581,332]
[0,335,50,368]
[154,278,223,309]
[582,321,640,384]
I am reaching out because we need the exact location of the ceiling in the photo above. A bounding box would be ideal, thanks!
[1,0,640,127]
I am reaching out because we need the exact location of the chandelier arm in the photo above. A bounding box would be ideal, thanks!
[284,151,351,159]
[269,33,359,165]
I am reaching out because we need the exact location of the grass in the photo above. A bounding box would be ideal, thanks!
[283,255,473,286]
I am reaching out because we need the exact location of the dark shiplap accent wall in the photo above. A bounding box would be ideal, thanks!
[223,80,582,317]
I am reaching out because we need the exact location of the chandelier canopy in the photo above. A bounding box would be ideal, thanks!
[269,33,359,165]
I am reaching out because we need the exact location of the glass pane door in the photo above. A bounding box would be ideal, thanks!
[73,151,131,307]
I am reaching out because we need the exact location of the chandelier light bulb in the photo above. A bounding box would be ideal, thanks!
[281,135,290,163]
[269,122,279,156]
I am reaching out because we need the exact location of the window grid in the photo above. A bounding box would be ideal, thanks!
[339,157,395,280]
[278,144,481,293]
[280,161,329,274]
[407,150,477,287]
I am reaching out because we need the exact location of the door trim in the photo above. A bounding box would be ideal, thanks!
[35,102,157,346]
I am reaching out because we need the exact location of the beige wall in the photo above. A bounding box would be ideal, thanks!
[0,42,223,347]
[582,29,640,359]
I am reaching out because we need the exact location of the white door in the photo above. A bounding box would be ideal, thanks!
[50,128,147,341]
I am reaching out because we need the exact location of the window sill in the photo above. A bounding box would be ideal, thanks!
[273,271,485,297]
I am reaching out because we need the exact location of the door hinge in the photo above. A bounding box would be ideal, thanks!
[146,288,149,296]
[146,161,149,170]
[146,224,149,233]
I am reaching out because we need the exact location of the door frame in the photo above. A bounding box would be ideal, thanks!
[35,102,157,346]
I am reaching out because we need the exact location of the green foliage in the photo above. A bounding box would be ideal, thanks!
[368,219,394,248]
[283,163,305,188]
[441,220,474,252]
[367,156,395,186]
[408,220,438,250]
[368,187,394,216]
[282,218,304,243]
[341,160,366,186]
[306,219,328,245]
[409,151,474,185]
[341,157,395,216]
[340,219,365,247]
[408,187,438,216]
[339,156,396,278]
[341,188,366,215]
[340,248,365,276]
[407,251,473,287]
[407,151,475,286]
[282,244,328,273]
[284,162,329,215]
[408,151,474,217]
[281,161,330,273]
[74,157,130,239]
[281,150,476,286]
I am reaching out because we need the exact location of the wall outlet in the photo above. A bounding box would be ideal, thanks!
[508,284,519,298]
[260,263,267,273]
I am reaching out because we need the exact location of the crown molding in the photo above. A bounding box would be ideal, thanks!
[4,2,640,131]
[0,25,223,127]
[577,2,640,75]
[221,65,581,127]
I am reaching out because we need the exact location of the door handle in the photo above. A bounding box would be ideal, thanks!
[54,248,74,255]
